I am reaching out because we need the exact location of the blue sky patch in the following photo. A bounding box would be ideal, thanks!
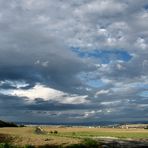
[71,47,132,63]
[134,83,148,89]
[78,72,105,88]
[144,5,148,10]
[86,79,105,88]
[139,91,148,97]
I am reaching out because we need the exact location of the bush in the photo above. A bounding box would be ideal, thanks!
[66,144,85,148]
[72,132,76,136]
[24,145,35,148]
[38,144,62,148]
[54,130,58,134]
[66,139,99,148]
[83,138,98,148]
[19,125,25,127]
[144,126,148,129]
[0,143,13,148]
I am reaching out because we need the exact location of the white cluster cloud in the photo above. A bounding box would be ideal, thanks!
[0,83,89,104]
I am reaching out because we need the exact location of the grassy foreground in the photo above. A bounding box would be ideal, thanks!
[0,126,148,147]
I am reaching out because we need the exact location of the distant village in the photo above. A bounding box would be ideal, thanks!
[87,124,148,129]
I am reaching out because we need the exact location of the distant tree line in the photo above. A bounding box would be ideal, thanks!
[0,120,18,128]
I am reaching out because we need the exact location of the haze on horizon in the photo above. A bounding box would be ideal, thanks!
[0,0,148,123]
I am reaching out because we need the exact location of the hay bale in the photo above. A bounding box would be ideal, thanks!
[35,127,46,134]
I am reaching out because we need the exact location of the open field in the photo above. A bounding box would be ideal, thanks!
[0,126,148,147]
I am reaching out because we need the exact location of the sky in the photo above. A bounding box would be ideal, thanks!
[0,0,148,123]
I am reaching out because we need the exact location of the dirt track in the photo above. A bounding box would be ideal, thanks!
[95,138,148,148]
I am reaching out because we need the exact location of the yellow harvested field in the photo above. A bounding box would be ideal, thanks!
[0,126,148,146]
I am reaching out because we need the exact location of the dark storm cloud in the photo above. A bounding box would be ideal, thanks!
[0,93,100,122]
[27,100,97,111]
[0,0,95,94]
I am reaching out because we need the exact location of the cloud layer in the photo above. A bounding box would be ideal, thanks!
[0,0,148,123]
